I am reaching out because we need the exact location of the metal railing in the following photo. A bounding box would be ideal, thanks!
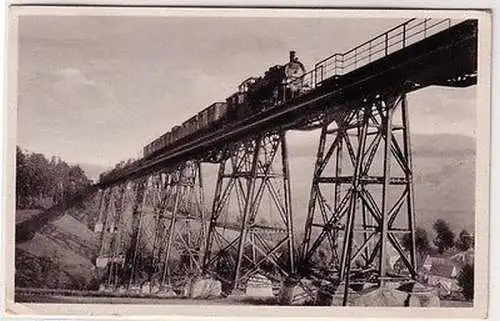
[315,18,457,81]
[286,18,460,96]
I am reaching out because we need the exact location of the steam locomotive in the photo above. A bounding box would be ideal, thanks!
[227,51,307,119]
[99,51,307,183]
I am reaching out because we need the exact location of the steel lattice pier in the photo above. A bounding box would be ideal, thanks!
[298,91,417,305]
[202,132,296,295]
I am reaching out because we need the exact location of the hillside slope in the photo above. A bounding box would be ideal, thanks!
[15,193,104,290]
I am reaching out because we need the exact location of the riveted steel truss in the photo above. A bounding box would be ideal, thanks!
[299,92,417,305]
[202,132,295,294]
[96,181,137,289]
[125,161,207,292]
[95,161,206,293]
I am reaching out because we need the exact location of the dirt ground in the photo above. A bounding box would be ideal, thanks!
[15,292,279,305]
[15,293,473,307]
[440,300,474,308]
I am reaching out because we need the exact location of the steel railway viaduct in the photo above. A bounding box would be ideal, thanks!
[88,18,477,304]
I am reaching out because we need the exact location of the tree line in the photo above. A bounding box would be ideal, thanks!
[402,219,474,256]
[16,146,92,209]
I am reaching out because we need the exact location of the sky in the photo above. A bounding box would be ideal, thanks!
[16,14,476,168]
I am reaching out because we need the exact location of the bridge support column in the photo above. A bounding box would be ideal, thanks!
[126,161,206,294]
[203,132,295,295]
[300,91,417,305]
[122,173,169,291]
[98,183,130,289]
[96,185,118,270]
[125,178,148,288]
[95,180,151,291]
[98,162,206,295]
[95,187,112,273]
[94,188,110,234]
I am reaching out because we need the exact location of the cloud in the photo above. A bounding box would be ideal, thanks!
[50,68,117,115]
[53,68,94,83]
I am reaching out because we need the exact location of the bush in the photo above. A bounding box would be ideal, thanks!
[433,219,455,254]
[457,264,474,301]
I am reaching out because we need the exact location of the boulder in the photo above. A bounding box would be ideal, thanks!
[354,284,440,307]
[99,284,114,293]
[278,280,314,305]
[94,222,103,233]
[95,256,109,268]
[227,288,246,298]
[408,292,440,307]
[355,287,408,306]
[315,283,338,306]
[190,278,222,299]
[141,282,151,295]
[182,282,192,297]
[128,285,141,295]
[157,288,178,298]
[151,284,161,295]
[246,274,274,297]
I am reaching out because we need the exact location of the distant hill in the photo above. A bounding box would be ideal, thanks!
[285,133,476,235]
[412,134,475,234]
[20,133,476,240]
[288,133,475,159]
[78,163,110,182]
[196,133,476,238]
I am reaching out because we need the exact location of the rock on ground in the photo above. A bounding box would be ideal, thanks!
[141,282,151,295]
[354,284,440,307]
[278,281,315,305]
[246,274,274,297]
[157,288,177,298]
[190,278,222,299]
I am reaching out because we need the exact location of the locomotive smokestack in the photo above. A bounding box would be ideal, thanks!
[289,51,296,62]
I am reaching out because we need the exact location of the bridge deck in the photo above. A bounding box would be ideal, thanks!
[99,19,477,187]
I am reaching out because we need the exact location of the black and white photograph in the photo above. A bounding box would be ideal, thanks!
[3,4,491,318]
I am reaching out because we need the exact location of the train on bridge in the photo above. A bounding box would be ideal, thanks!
[99,51,307,183]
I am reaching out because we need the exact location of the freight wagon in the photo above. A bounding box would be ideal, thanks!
[142,102,228,160]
